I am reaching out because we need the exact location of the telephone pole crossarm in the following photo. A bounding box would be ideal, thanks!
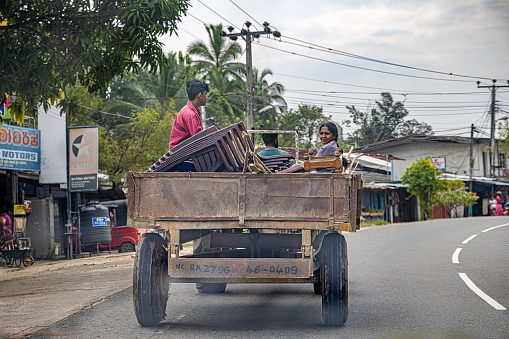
[221,22,281,135]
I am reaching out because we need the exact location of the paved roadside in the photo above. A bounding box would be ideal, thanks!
[0,252,134,338]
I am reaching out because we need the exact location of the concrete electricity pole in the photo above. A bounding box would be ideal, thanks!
[221,22,281,134]
[477,80,509,178]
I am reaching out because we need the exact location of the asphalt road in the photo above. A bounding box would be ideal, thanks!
[34,217,508,338]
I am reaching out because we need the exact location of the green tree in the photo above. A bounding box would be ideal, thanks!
[187,24,244,78]
[100,107,175,188]
[187,24,245,127]
[252,68,286,130]
[277,105,331,148]
[344,92,433,146]
[435,180,479,218]
[102,52,193,117]
[401,157,442,220]
[0,0,189,121]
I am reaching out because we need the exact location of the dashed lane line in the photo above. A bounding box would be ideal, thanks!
[458,273,507,310]
[482,222,509,233]
[452,248,462,264]
[454,223,509,311]
[461,234,478,245]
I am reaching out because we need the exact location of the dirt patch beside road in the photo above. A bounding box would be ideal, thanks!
[0,253,134,338]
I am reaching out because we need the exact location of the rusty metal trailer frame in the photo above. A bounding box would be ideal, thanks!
[128,172,361,283]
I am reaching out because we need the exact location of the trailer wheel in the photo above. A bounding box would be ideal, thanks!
[320,233,348,326]
[313,269,321,294]
[133,233,169,326]
[196,283,227,294]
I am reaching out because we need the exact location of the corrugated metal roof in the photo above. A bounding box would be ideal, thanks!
[355,135,491,153]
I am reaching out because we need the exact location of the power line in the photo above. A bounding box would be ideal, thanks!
[196,0,240,29]
[177,25,201,40]
[76,104,133,119]
[228,0,263,27]
[277,35,501,82]
[274,73,487,95]
[187,12,207,25]
[257,43,473,83]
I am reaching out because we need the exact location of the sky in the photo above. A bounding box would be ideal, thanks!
[160,0,509,140]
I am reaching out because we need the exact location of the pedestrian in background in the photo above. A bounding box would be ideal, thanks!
[495,191,503,216]
[489,196,497,216]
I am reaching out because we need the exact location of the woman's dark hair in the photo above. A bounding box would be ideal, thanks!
[186,79,210,101]
[319,122,338,142]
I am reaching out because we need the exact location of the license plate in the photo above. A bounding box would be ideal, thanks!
[169,258,311,279]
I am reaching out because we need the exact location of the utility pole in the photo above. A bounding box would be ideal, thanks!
[477,80,509,179]
[469,123,475,217]
[221,22,281,136]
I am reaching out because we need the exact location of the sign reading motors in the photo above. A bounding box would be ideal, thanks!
[69,127,98,192]
[0,125,41,171]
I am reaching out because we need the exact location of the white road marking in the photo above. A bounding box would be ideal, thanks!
[458,273,507,310]
[462,234,478,245]
[452,248,462,264]
[482,223,509,233]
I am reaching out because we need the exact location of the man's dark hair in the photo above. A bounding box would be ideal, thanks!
[186,79,209,101]
[262,133,278,147]
[319,122,339,142]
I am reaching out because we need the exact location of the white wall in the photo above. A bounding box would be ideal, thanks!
[377,141,508,178]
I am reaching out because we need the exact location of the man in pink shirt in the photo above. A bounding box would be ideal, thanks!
[169,79,209,149]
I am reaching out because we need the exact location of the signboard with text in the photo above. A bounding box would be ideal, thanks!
[69,127,98,192]
[0,124,41,171]
[431,157,446,172]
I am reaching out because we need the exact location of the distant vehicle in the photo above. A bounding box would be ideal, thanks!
[101,200,146,252]
[67,200,145,253]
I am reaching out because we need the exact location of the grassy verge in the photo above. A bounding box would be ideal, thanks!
[361,219,389,228]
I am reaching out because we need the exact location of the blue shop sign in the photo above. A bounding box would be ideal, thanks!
[0,125,41,172]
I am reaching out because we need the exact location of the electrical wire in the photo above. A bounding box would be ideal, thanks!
[177,25,201,40]
[187,12,207,25]
[273,73,487,96]
[76,104,133,119]
[196,0,240,30]
[228,0,263,27]
[277,36,501,82]
[257,43,474,83]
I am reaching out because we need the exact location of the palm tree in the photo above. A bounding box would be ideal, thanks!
[252,68,287,130]
[187,24,244,79]
[187,24,246,127]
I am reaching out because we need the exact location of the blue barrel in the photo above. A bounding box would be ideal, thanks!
[80,204,112,245]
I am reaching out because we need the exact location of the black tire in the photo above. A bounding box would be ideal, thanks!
[133,233,169,326]
[120,241,135,253]
[23,255,34,267]
[196,283,227,294]
[320,233,348,326]
[313,269,321,294]
[313,282,321,294]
